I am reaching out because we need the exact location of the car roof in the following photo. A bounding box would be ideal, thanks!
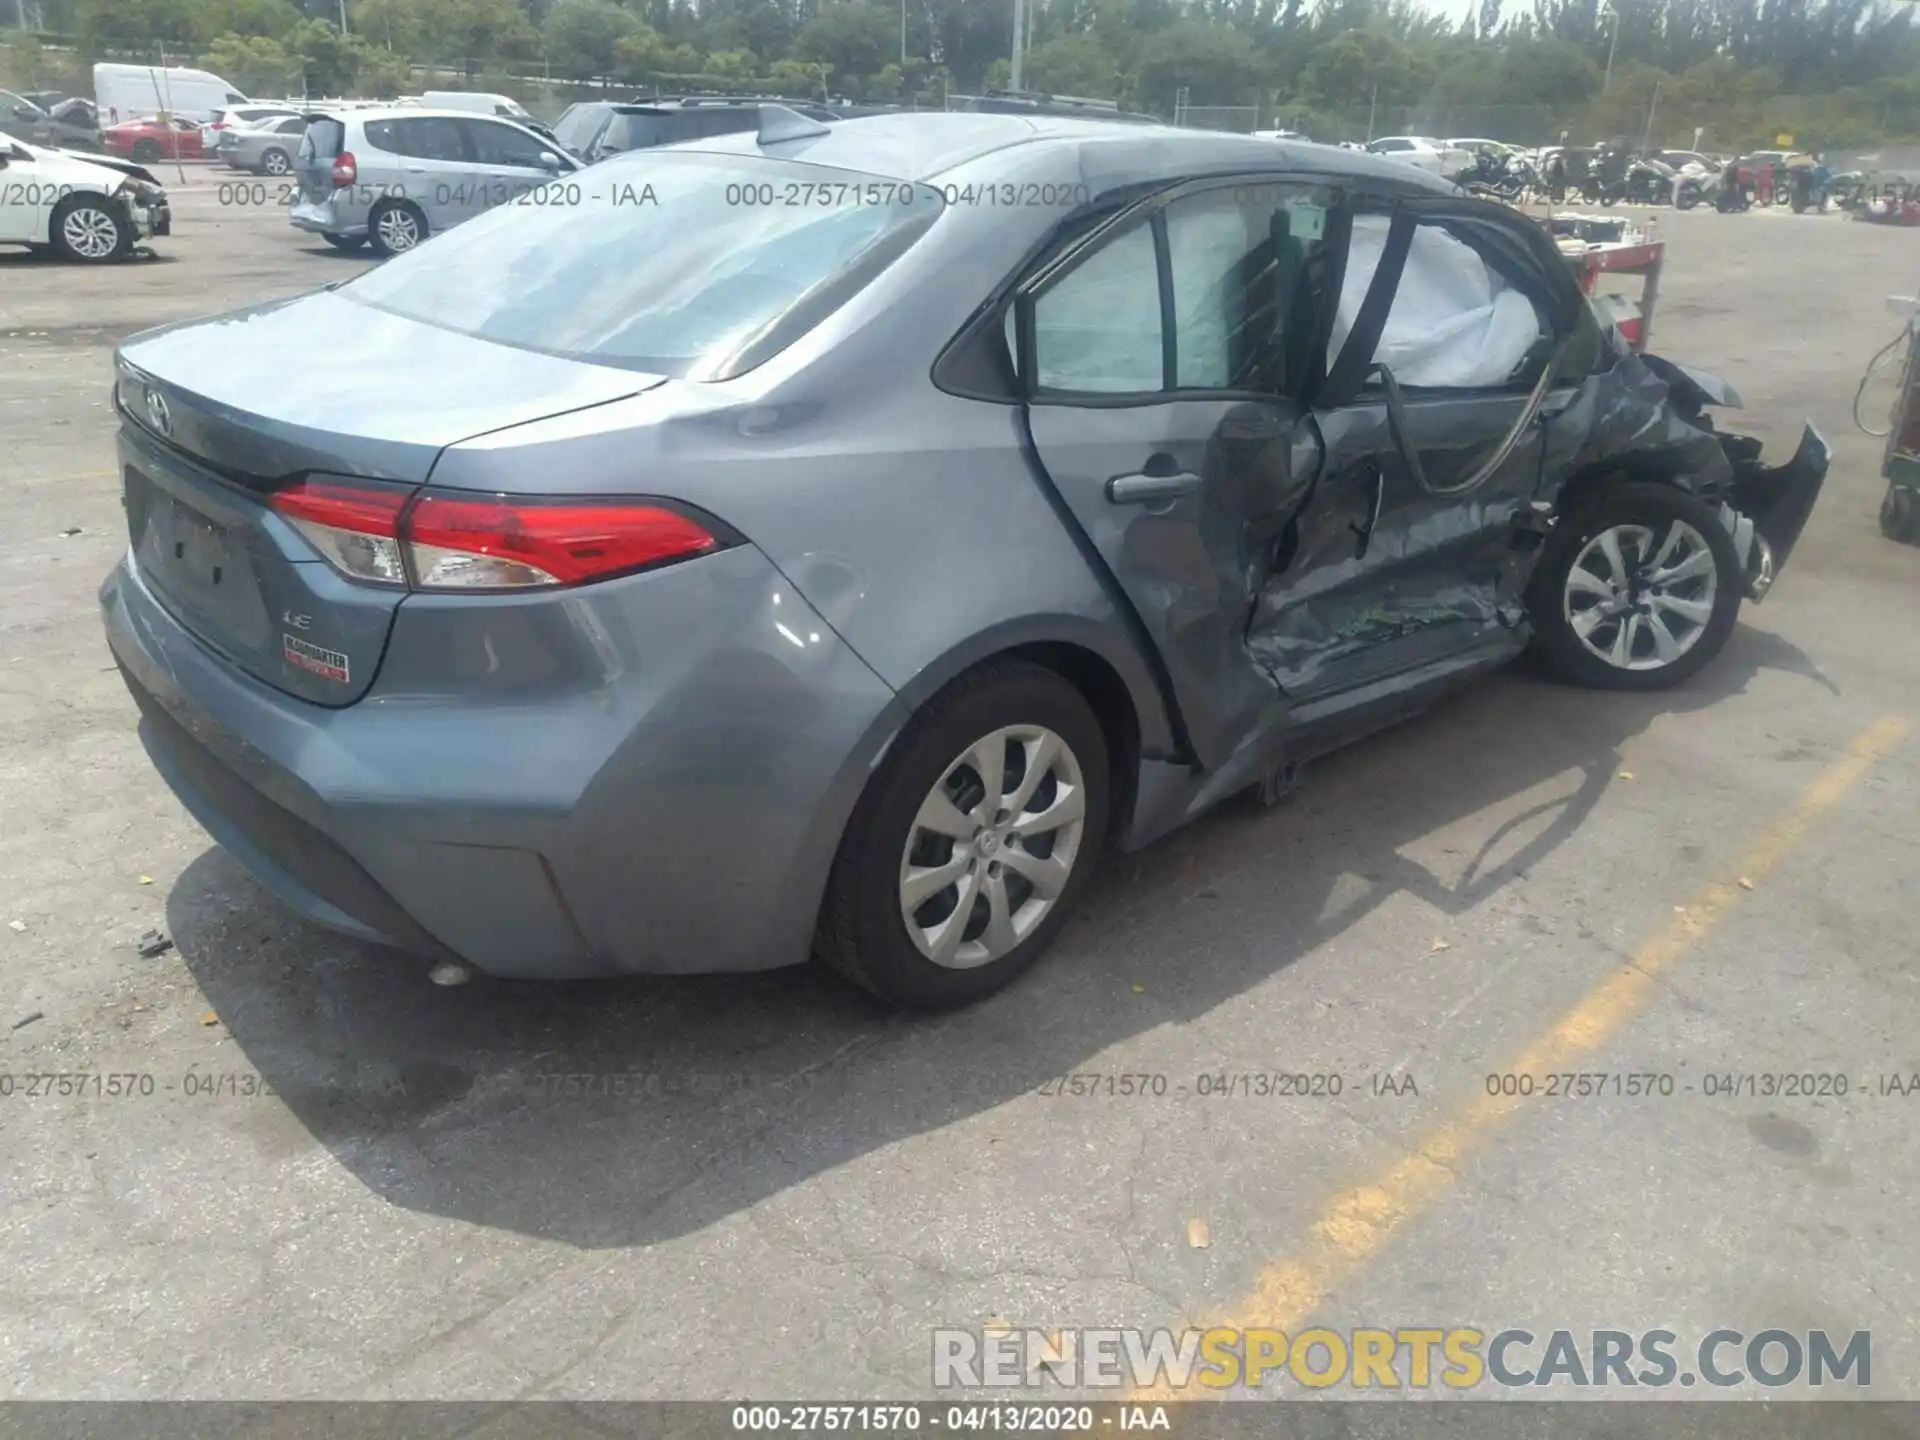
[659,111,1454,194]
[315,106,526,124]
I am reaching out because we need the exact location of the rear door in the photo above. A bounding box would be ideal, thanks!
[387,115,474,230]
[1017,177,1343,770]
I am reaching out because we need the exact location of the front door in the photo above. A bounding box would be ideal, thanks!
[1017,178,1344,771]
[1252,197,1580,697]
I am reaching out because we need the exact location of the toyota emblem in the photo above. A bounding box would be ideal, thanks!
[143,385,172,438]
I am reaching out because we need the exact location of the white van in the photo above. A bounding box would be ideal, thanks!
[95,63,248,125]
[420,90,533,120]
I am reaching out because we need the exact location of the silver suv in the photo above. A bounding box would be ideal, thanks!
[291,107,577,256]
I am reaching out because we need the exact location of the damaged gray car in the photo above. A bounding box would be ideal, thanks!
[101,113,1826,1009]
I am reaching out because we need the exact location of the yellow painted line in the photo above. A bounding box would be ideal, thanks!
[1135,714,1910,1400]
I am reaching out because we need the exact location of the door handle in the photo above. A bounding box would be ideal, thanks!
[1107,470,1203,504]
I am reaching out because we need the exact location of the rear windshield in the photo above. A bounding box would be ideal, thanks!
[339,153,944,379]
[600,111,667,152]
[551,104,603,153]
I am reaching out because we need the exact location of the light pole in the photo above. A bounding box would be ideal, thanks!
[1601,4,1619,93]
[1010,0,1026,92]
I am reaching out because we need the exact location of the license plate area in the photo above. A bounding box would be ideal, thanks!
[127,464,272,654]
[150,487,237,601]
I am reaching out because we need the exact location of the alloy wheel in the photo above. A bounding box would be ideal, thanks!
[1564,520,1719,671]
[376,207,420,251]
[897,725,1087,970]
[60,205,120,260]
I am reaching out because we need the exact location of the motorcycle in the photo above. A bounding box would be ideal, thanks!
[1787,165,1830,213]
[1462,149,1539,203]
[1623,157,1678,205]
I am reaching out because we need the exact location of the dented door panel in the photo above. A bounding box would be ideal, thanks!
[1022,398,1317,770]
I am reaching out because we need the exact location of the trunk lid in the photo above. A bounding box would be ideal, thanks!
[116,292,664,705]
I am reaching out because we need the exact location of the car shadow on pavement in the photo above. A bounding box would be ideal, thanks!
[168,622,1829,1249]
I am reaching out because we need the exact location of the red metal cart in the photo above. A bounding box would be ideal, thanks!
[1569,235,1666,351]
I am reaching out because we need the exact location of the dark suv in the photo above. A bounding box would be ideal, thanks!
[552,96,839,163]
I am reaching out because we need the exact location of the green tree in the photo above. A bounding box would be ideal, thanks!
[704,46,759,78]
[1133,19,1263,114]
[1024,31,1122,99]
[794,3,897,82]
[200,32,297,91]
[75,0,208,54]
[284,17,360,91]
[542,0,637,78]
[404,0,537,75]
[197,0,302,40]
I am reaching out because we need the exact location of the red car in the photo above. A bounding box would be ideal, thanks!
[101,116,206,162]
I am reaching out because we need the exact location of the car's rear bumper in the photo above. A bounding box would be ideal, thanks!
[290,197,365,239]
[101,543,905,978]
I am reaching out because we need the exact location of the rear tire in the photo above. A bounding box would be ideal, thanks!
[367,199,427,256]
[49,195,130,263]
[130,139,159,162]
[260,147,291,176]
[816,662,1110,1010]
[1528,482,1744,691]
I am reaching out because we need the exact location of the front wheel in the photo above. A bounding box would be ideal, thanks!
[130,139,159,162]
[1677,184,1702,210]
[816,662,1110,1010]
[50,195,130,263]
[1528,482,1744,690]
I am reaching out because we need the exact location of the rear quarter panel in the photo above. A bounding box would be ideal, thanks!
[427,141,1182,763]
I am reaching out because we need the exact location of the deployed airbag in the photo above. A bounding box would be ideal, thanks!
[1330,215,1543,388]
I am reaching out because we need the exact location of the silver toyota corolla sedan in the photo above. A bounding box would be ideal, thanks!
[100,111,1827,1008]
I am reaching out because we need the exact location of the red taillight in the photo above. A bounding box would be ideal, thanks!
[331,151,357,188]
[270,481,723,592]
[405,493,719,589]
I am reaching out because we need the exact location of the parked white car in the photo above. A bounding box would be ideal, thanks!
[1366,135,1473,177]
[0,133,170,261]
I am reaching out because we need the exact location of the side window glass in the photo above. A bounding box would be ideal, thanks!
[1330,214,1550,390]
[1164,184,1330,394]
[1031,222,1164,394]
[401,117,467,162]
[466,119,547,167]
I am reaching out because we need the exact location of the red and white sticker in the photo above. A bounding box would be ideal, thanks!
[283,634,349,684]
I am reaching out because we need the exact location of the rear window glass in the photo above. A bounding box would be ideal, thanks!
[340,153,943,379]
[600,112,667,152]
[551,104,602,153]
